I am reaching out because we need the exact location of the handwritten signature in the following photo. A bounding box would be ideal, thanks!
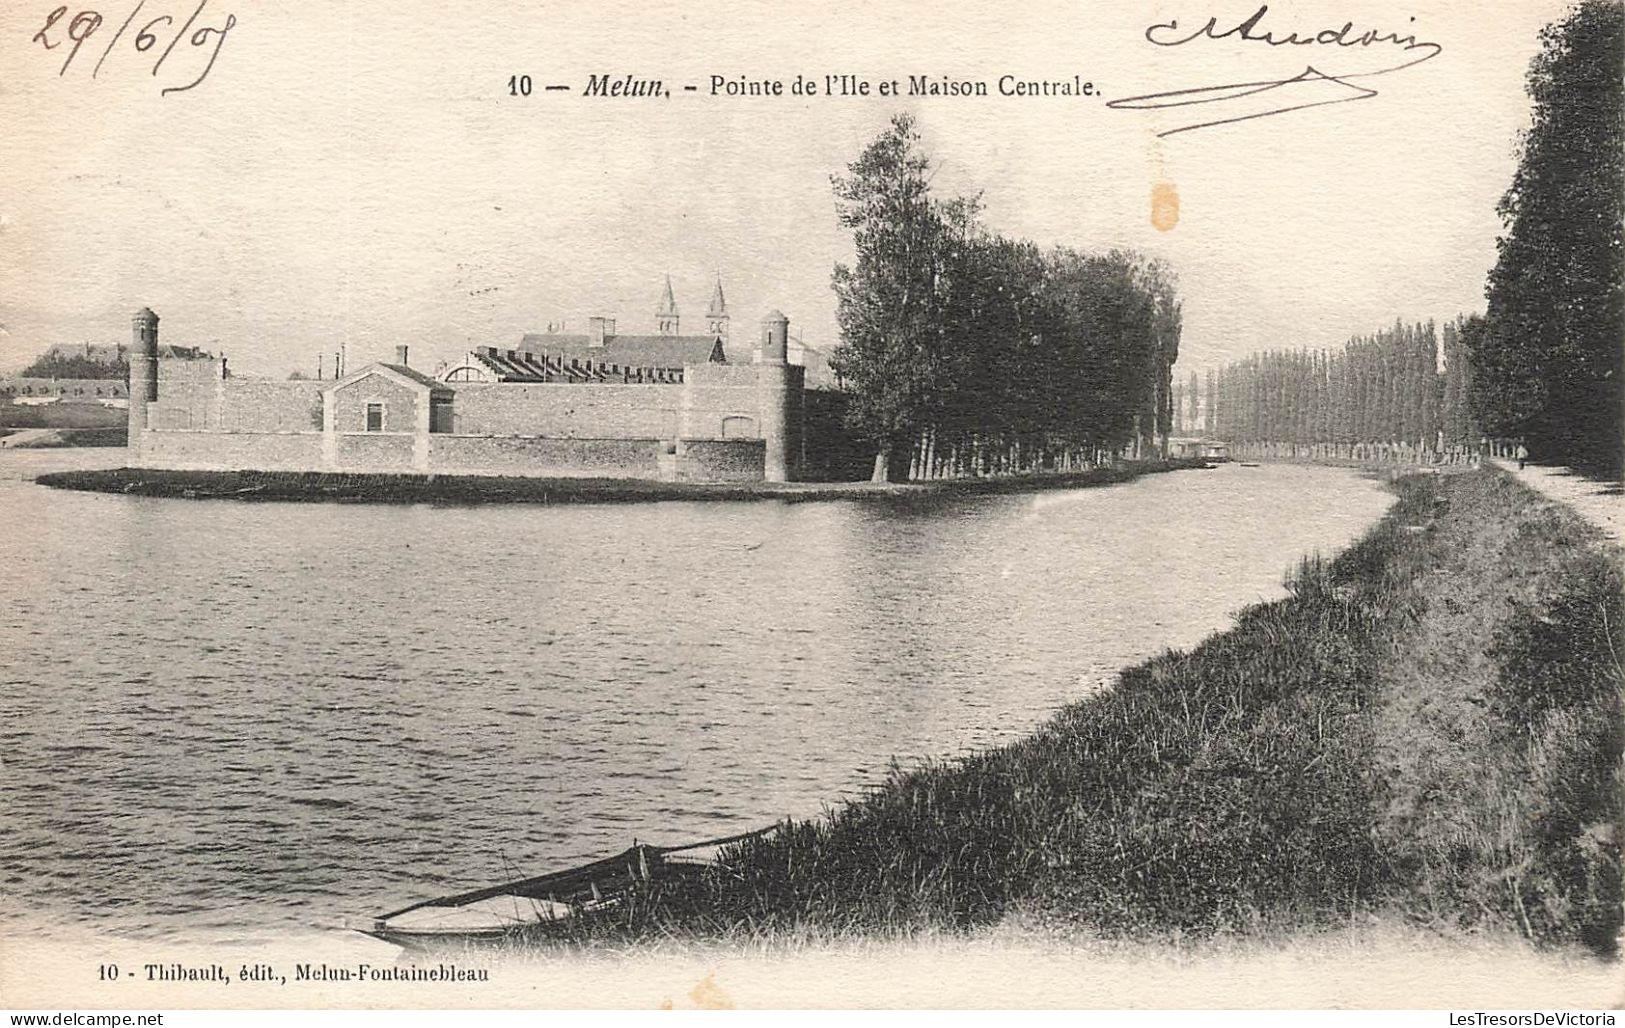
[1106,4,1443,137]
[31,1,237,96]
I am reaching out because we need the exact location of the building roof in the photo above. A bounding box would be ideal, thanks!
[379,363,452,392]
[327,362,453,395]
[516,332,726,369]
[41,342,209,363]
[459,347,690,383]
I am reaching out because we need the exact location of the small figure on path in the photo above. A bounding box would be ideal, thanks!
[1516,442,1529,470]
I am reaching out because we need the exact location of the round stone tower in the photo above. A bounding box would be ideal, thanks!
[128,307,159,458]
[756,310,800,482]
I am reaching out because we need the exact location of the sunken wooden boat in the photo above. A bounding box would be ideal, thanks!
[360,825,778,950]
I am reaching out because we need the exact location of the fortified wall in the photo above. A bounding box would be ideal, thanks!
[125,308,808,482]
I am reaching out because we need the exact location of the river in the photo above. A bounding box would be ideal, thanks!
[0,457,1391,944]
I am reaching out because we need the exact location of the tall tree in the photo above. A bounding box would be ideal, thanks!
[828,117,1183,479]
[1138,258,1183,455]
[1187,369,1201,434]
[1472,0,1624,472]
[829,114,954,481]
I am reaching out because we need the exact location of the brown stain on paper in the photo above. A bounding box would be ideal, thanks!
[688,972,736,1009]
[1151,181,1180,232]
[661,972,735,1010]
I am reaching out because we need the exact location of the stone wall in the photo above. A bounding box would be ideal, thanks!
[152,381,216,429]
[335,433,416,471]
[450,382,682,439]
[147,361,324,435]
[131,355,822,482]
[160,358,226,384]
[447,366,767,441]
[140,431,323,470]
[677,439,765,482]
[222,381,324,433]
[428,435,667,478]
[136,429,767,481]
[681,364,766,440]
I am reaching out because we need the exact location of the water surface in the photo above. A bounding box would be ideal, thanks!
[0,460,1391,942]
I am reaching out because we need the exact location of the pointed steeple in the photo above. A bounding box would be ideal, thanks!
[705,273,729,342]
[656,274,680,334]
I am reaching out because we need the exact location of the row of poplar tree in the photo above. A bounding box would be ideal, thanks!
[1199,2,1621,472]
[1195,318,1483,453]
[828,115,1181,482]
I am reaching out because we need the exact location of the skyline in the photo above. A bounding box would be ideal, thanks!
[1,0,1568,379]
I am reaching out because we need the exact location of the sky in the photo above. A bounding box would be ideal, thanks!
[0,0,1571,379]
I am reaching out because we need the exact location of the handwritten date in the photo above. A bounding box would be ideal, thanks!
[32,0,237,96]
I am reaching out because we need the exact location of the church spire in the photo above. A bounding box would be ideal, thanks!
[705,273,729,342]
[656,274,679,335]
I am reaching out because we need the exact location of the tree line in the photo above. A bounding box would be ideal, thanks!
[1208,317,1483,456]
[1204,2,1621,473]
[18,353,128,381]
[829,115,1181,481]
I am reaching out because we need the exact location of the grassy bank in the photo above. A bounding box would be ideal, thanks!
[0,400,125,431]
[543,468,1620,954]
[35,459,1207,504]
[2,427,127,448]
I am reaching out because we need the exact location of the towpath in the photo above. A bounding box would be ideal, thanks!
[1492,459,1624,546]
[0,428,58,448]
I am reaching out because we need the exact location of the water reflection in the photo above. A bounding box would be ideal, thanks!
[0,463,1390,941]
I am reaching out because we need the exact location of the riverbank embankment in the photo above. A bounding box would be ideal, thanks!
[550,467,1621,955]
[34,459,1208,504]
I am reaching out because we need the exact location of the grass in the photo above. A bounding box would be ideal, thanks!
[4,427,127,448]
[518,468,1620,955]
[0,400,125,430]
[35,459,1208,504]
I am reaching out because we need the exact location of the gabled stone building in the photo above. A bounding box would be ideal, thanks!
[126,300,806,483]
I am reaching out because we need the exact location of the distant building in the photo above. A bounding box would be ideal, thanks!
[787,332,838,389]
[126,303,809,483]
[703,275,730,339]
[1168,437,1229,461]
[440,275,729,383]
[34,341,209,370]
[1,341,198,407]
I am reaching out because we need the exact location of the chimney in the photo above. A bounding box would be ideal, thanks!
[586,316,615,348]
[395,344,410,366]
